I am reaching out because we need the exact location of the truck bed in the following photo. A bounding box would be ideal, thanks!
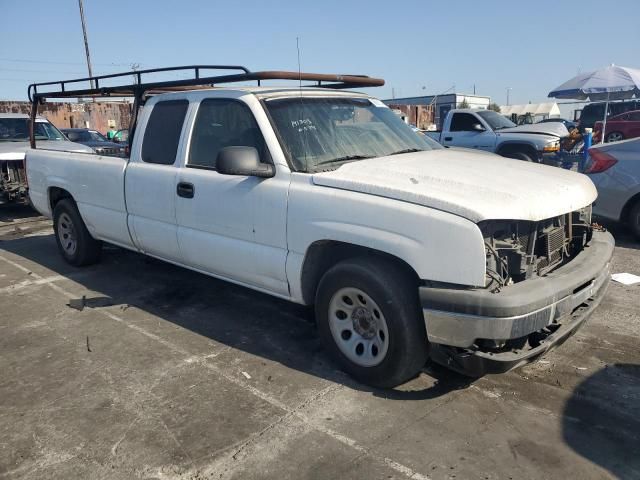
[26,148,133,248]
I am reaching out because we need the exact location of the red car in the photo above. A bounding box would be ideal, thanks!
[594,110,640,143]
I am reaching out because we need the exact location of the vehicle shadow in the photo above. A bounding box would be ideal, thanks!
[0,203,40,223]
[0,232,475,400]
[562,364,640,479]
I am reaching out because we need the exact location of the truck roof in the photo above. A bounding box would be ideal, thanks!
[148,86,371,101]
[446,108,487,114]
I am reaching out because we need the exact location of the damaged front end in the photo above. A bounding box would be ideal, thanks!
[480,205,594,290]
[421,205,614,377]
[1,158,28,204]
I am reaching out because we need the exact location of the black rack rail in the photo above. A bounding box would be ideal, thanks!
[27,65,385,101]
[27,65,384,148]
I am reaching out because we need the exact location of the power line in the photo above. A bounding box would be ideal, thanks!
[78,0,94,92]
[0,67,88,75]
[0,57,143,68]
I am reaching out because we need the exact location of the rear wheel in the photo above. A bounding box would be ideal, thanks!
[628,200,640,240]
[315,257,428,388]
[53,199,102,266]
[606,131,624,143]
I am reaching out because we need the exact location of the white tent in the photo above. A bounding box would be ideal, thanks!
[499,102,561,119]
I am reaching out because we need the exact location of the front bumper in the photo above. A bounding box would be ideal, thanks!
[421,231,614,376]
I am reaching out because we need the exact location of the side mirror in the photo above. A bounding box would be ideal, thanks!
[216,146,275,178]
[472,123,485,132]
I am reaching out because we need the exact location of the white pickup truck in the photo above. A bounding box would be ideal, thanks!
[26,67,613,388]
[426,109,567,163]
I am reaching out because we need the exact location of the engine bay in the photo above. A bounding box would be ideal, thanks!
[0,159,27,204]
[479,206,594,290]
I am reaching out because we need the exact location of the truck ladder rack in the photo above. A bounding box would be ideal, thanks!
[27,65,385,102]
[27,65,384,149]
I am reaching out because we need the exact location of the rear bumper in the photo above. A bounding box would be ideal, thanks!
[421,231,614,376]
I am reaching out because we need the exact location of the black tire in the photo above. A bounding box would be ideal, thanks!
[501,150,534,162]
[315,256,428,388]
[628,200,640,240]
[606,131,624,143]
[53,198,102,266]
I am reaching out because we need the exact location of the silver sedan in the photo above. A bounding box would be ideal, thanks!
[586,137,640,239]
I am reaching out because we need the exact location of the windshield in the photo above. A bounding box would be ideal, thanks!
[476,110,516,130]
[265,97,441,172]
[0,118,65,142]
[87,130,107,142]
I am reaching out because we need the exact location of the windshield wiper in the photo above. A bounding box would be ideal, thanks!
[315,154,373,166]
[388,148,423,156]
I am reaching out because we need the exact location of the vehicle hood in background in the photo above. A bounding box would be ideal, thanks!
[498,122,569,137]
[81,140,123,149]
[0,141,93,160]
[312,150,596,223]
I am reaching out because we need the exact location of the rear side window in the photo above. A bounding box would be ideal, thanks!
[142,100,188,164]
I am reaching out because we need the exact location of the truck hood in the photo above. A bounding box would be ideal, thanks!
[312,150,596,223]
[497,122,569,137]
[0,140,93,160]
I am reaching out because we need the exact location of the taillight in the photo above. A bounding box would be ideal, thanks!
[585,149,617,173]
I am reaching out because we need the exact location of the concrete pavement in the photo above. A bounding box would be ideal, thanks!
[1,205,639,480]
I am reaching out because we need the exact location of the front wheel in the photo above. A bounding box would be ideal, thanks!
[315,257,428,388]
[606,131,624,143]
[53,199,102,266]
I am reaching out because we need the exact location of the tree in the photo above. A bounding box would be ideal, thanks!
[458,98,470,109]
[488,102,501,113]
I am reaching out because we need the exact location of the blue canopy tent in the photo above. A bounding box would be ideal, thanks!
[548,65,640,143]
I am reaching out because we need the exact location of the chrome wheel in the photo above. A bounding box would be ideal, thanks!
[328,287,389,367]
[57,212,77,256]
[606,132,623,142]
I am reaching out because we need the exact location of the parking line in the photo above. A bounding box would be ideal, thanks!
[0,274,66,294]
[0,253,432,480]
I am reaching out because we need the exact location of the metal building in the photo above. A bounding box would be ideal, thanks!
[383,93,490,129]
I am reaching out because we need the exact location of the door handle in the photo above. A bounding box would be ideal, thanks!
[176,182,194,198]
[444,136,453,141]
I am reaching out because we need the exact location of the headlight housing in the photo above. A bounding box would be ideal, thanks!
[542,139,560,152]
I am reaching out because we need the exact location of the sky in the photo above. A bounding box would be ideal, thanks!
[1,0,639,117]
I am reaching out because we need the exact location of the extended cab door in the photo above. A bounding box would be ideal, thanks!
[125,99,189,262]
[175,95,290,296]
[442,112,496,151]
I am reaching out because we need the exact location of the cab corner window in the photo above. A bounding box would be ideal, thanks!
[188,99,266,169]
[141,100,189,165]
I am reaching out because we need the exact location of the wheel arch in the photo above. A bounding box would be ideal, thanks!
[48,186,74,211]
[299,240,419,306]
[496,141,539,158]
[606,131,625,141]
[621,191,640,224]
